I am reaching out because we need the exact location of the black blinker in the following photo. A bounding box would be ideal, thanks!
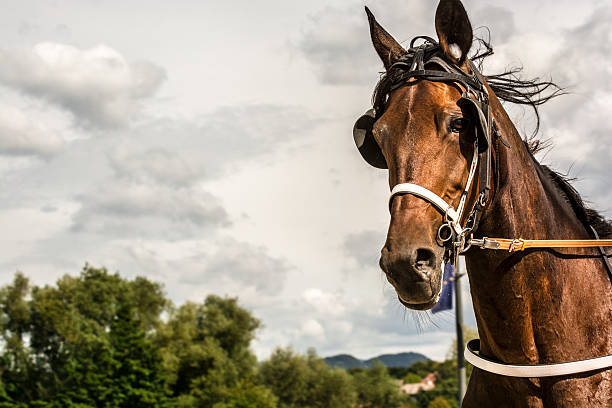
[353,109,387,169]
[457,94,490,153]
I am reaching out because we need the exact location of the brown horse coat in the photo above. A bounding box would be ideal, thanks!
[363,1,612,406]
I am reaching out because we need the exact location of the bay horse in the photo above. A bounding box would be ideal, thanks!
[354,0,612,406]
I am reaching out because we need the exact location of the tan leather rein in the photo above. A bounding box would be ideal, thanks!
[470,238,612,253]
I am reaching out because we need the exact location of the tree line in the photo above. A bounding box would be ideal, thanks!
[0,266,461,408]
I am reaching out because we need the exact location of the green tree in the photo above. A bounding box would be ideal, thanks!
[259,348,310,407]
[352,361,401,408]
[428,396,452,408]
[0,273,35,404]
[0,266,170,406]
[413,361,459,408]
[403,373,422,384]
[108,304,169,407]
[305,349,356,408]
[259,347,356,408]
[0,267,279,407]
[155,296,276,408]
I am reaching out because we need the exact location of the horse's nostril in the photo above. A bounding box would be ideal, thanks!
[415,248,435,270]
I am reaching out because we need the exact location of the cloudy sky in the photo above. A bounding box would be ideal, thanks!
[1,0,610,362]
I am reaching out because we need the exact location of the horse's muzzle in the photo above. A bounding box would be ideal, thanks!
[380,245,443,310]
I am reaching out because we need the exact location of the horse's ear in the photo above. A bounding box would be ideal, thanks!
[365,6,406,70]
[435,0,473,66]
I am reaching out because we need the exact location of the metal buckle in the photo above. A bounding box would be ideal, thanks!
[459,228,473,254]
[469,237,501,250]
[437,222,455,246]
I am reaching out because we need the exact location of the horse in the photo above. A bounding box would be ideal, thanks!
[354,0,612,406]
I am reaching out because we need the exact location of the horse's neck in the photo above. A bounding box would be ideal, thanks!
[464,94,612,365]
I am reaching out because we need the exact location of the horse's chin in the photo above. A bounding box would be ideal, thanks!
[397,292,441,311]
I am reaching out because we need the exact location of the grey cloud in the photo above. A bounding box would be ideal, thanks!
[297,0,431,85]
[531,6,612,213]
[0,43,166,129]
[297,1,519,86]
[201,239,291,295]
[199,104,317,160]
[18,21,39,36]
[108,147,199,187]
[38,104,308,244]
[105,238,292,297]
[68,103,316,239]
[72,182,229,238]
[343,229,385,268]
[471,6,516,44]
[116,104,318,181]
[40,204,58,213]
[551,6,612,93]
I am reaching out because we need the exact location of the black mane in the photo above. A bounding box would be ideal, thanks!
[475,36,612,238]
[371,36,612,239]
[536,160,612,239]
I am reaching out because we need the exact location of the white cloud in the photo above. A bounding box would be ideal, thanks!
[0,102,64,156]
[0,42,165,128]
[301,288,346,317]
[301,318,325,340]
[342,230,386,268]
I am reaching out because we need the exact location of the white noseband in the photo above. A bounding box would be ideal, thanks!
[388,141,479,237]
[390,183,462,234]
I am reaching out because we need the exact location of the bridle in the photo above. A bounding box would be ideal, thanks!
[354,36,612,273]
[354,36,612,377]
[354,36,498,264]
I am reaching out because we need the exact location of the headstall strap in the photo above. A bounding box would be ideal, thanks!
[384,37,497,264]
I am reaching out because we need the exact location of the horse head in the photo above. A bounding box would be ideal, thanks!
[356,0,487,310]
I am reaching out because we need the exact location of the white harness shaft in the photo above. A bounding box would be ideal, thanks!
[465,340,612,377]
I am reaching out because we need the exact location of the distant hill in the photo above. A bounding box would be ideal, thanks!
[324,352,429,369]
[323,354,365,370]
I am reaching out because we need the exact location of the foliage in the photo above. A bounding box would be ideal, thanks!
[259,347,356,408]
[152,294,277,408]
[0,267,169,407]
[428,396,452,408]
[387,366,412,379]
[402,360,439,378]
[0,268,276,408]
[0,267,474,408]
[107,304,169,407]
[352,361,402,408]
[403,373,422,384]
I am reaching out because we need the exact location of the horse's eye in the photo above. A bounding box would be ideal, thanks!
[450,118,467,133]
